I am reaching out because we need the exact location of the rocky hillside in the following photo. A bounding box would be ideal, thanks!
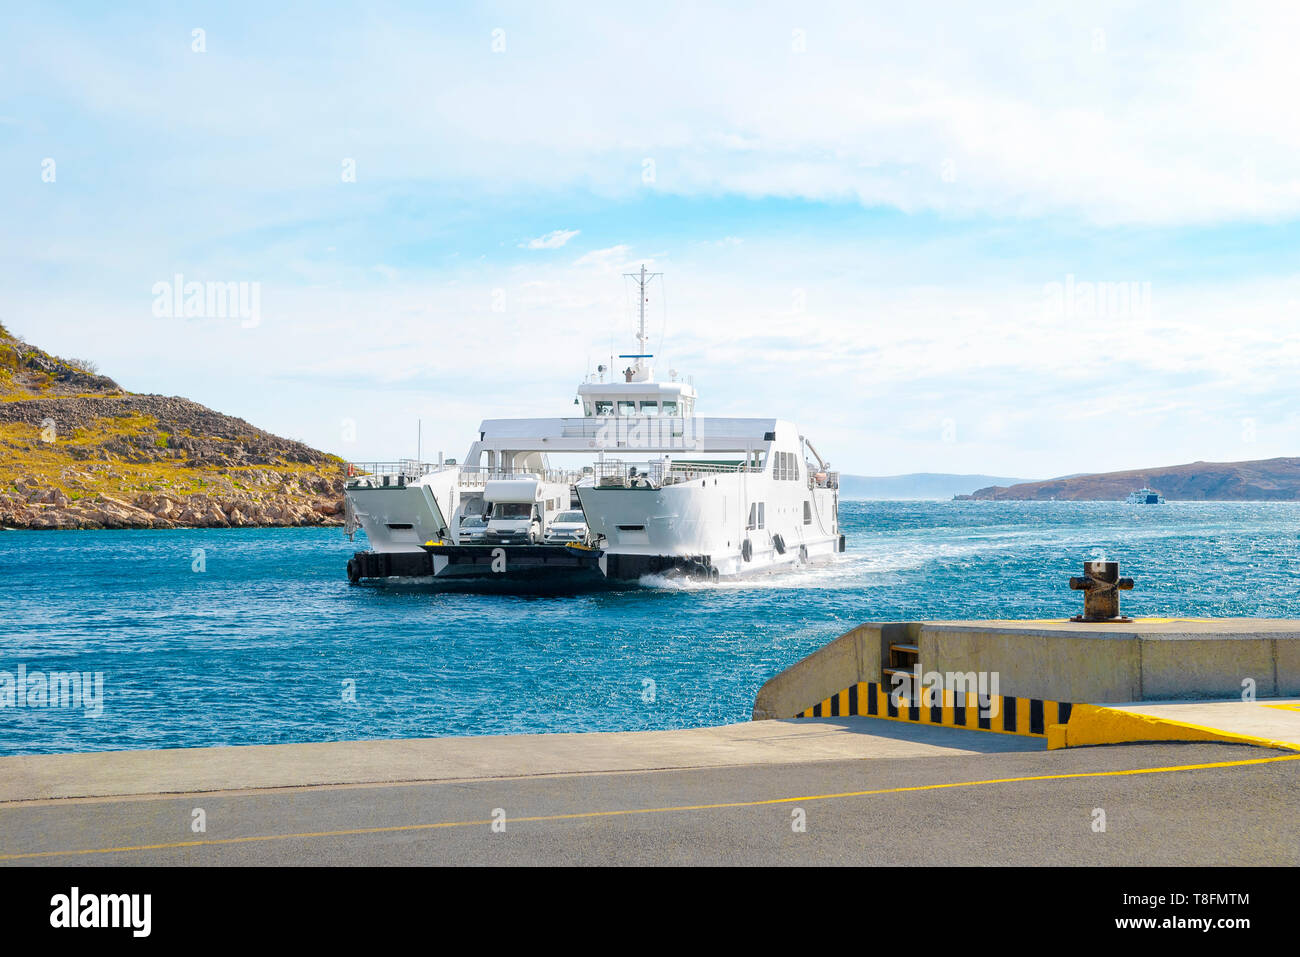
[966,457,1300,501]
[0,322,347,529]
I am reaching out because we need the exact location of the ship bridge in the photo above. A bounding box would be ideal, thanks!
[575,378,696,418]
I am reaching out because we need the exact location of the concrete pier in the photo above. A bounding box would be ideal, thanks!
[0,720,1037,805]
[753,618,1300,721]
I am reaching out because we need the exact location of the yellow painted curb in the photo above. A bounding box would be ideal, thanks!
[790,683,1300,753]
[1063,704,1300,752]
[795,683,1066,740]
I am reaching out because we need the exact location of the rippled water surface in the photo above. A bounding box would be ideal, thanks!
[4,501,1299,754]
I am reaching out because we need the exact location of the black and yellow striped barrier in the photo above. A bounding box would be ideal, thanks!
[796,681,1072,739]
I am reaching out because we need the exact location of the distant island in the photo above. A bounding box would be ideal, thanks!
[0,323,346,529]
[839,473,1029,500]
[964,459,1300,501]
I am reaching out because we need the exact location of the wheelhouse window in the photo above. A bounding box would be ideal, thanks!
[639,400,659,415]
[661,400,678,415]
[618,400,636,416]
[594,400,614,416]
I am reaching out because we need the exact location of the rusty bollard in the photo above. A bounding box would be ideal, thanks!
[1068,560,1134,622]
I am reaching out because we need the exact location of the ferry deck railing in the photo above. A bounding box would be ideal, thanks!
[559,416,697,441]
[345,460,446,483]
[592,458,762,489]
[455,467,586,487]
[347,462,589,491]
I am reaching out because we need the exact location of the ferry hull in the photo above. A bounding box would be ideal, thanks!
[577,476,841,581]
[347,543,606,585]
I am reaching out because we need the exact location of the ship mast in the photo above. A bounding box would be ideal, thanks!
[622,264,662,380]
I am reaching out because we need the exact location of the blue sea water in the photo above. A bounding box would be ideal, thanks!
[4,500,1299,755]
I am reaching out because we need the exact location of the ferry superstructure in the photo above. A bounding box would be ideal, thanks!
[1125,488,1165,504]
[343,267,843,583]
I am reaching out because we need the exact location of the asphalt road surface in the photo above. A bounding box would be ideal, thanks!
[4,739,1296,866]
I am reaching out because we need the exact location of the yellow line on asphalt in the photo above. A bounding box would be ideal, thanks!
[4,753,1298,861]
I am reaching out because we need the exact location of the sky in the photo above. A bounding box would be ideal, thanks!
[3,1,1300,478]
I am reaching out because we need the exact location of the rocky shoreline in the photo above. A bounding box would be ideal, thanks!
[2,471,346,530]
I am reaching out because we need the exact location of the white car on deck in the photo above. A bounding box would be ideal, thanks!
[544,509,590,545]
[457,514,488,544]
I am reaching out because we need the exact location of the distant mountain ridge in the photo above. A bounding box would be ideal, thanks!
[839,473,1030,500]
[967,458,1300,501]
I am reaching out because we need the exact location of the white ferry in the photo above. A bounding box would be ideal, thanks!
[343,267,843,583]
[1125,487,1165,504]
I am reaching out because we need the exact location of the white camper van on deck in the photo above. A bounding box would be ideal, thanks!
[483,478,545,544]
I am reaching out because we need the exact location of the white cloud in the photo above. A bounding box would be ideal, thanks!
[519,229,580,250]
[9,3,1300,226]
[573,245,635,273]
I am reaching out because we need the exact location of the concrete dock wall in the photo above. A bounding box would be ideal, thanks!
[754,619,1300,720]
[916,624,1141,702]
[751,623,884,721]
